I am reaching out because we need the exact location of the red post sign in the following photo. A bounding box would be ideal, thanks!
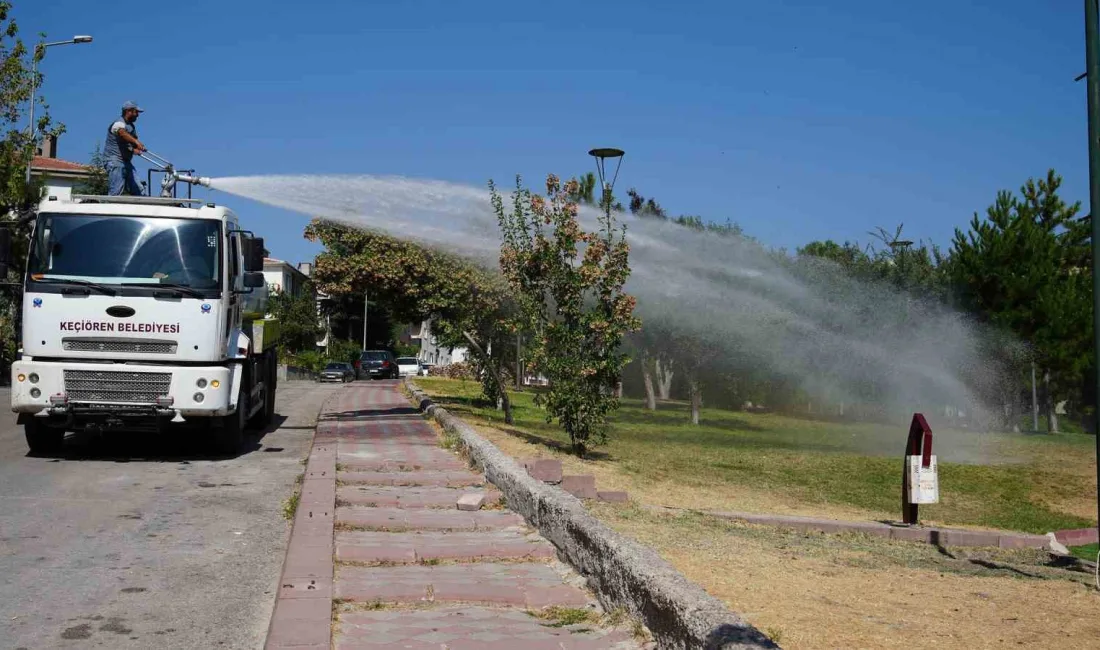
[902,413,933,525]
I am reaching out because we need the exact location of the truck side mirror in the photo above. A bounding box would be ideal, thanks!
[0,227,11,277]
[243,271,265,288]
[244,237,265,273]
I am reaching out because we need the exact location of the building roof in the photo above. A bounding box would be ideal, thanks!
[31,156,91,177]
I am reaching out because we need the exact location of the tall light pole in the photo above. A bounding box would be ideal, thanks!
[589,148,626,397]
[25,35,93,184]
[1083,0,1100,546]
[362,290,369,349]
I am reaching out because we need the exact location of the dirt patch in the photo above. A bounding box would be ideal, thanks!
[594,504,1100,649]
[99,617,133,635]
[60,623,92,640]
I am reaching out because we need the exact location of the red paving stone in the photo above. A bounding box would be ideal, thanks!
[267,382,638,649]
[336,563,590,608]
[338,485,501,508]
[339,457,468,472]
[336,530,556,563]
[338,506,524,531]
[340,469,484,487]
[336,607,637,650]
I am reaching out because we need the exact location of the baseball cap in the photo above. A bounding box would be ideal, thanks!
[121,101,144,112]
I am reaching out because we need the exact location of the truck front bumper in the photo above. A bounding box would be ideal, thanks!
[11,361,232,418]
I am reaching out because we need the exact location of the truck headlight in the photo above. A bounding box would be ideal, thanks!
[196,378,207,389]
[28,373,39,384]
[16,374,25,383]
[211,380,220,389]
[193,392,205,403]
[30,388,41,398]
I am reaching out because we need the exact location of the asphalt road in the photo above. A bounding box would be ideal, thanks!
[0,381,342,650]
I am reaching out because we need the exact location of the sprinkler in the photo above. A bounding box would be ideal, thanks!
[138,151,212,197]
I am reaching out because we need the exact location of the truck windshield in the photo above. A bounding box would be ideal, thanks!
[28,214,221,290]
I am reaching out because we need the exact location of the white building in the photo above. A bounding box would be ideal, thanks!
[31,136,92,201]
[413,320,468,366]
[262,258,310,297]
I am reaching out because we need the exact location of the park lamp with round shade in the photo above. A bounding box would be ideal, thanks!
[588,147,625,218]
[25,34,94,183]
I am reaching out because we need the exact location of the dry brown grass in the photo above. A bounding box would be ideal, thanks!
[593,504,1100,650]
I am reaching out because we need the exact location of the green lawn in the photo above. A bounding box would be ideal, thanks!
[415,377,1097,534]
[1069,543,1099,562]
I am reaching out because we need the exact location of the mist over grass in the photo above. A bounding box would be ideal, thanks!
[211,174,1006,428]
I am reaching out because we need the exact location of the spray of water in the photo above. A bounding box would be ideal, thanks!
[209,174,1004,434]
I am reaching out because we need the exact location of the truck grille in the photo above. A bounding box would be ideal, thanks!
[62,338,178,354]
[63,369,172,404]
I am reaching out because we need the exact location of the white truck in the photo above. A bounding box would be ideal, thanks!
[2,188,279,455]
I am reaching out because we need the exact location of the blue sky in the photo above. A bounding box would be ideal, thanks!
[18,0,1088,265]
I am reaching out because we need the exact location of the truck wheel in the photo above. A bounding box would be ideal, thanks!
[253,363,277,428]
[24,418,64,455]
[214,387,247,455]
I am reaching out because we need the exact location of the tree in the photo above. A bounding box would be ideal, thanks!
[0,4,65,378]
[0,2,64,216]
[570,172,597,205]
[627,188,666,218]
[305,219,518,422]
[267,283,323,355]
[949,170,1089,432]
[75,145,109,195]
[493,174,640,456]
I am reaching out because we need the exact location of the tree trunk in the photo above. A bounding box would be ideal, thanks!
[615,381,623,399]
[655,358,673,400]
[462,331,513,425]
[1043,369,1059,434]
[641,354,657,411]
[689,376,702,425]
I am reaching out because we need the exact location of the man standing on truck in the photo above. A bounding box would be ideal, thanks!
[105,101,147,196]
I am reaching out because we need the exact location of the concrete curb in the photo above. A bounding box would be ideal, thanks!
[1053,527,1099,547]
[675,509,1053,550]
[406,382,777,650]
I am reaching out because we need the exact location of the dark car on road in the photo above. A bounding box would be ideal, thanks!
[320,362,355,383]
[356,350,398,380]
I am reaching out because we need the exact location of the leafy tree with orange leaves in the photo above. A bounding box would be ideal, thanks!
[492,174,639,456]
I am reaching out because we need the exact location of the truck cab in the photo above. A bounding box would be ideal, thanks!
[5,194,278,455]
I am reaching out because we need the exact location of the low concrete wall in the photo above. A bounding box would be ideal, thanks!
[278,364,317,382]
[406,382,777,650]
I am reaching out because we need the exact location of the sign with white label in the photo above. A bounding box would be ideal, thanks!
[906,455,939,504]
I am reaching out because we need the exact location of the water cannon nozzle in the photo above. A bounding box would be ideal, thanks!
[175,174,212,188]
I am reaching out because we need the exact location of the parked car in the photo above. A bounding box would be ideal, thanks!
[357,350,398,380]
[418,362,434,376]
[320,362,355,383]
[395,357,420,377]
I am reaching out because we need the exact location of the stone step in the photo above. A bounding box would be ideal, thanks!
[336,457,468,472]
[338,485,500,509]
[336,606,636,650]
[339,470,484,488]
[335,530,556,564]
[335,563,590,608]
[338,506,523,532]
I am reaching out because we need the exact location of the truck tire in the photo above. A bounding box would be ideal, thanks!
[253,359,277,428]
[24,418,64,455]
[214,386,247,455]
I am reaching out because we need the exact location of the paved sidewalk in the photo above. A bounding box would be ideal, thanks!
[266,381,643,649]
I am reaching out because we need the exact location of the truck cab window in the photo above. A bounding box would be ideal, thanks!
[29,214,221,290]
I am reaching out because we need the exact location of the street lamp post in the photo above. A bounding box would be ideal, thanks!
[25,35,93,184]
[588,148,626,397]
[1083,0,1100,547]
